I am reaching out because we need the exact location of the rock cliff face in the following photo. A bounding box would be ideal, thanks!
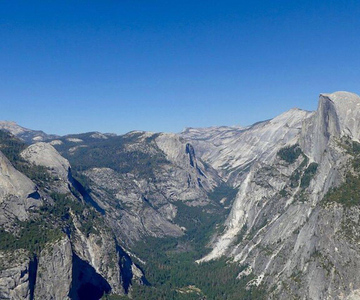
[183,92,360,299]
[34,238,72,300]
[0,251,31,300]
[301,92,360,162]
[0,151,38,227]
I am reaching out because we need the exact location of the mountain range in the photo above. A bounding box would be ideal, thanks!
[1,91,360,299]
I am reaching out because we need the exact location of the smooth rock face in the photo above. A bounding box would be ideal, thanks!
[0,151,35,200]
[21,142,70,181]
[20,142,74,194]
[34,237,72,300]
[154,133,219,201]
[184,108,312,261]
[0,151,38,226]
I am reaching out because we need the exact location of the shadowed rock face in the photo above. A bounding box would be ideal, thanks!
[300,93,342,162]
[69,253,111,300]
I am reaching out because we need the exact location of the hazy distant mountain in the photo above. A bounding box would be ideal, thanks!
[0,121,59,144]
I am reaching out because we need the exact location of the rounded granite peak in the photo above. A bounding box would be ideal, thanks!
[21,142,70,181]
[320,91,360,103]
[320,91,360,114]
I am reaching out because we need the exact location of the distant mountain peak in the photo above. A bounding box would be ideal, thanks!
[0,120,27,134]
[0,120,58,144]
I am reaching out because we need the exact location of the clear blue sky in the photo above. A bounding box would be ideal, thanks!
[1,0,360,135]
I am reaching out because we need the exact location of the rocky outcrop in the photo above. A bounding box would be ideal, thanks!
[21,143,70,180]
[155,133,219,197]
[0,228,141,299]
[20,142,71,193]
[0,151,38,227]
[71,214,124,296]
[82,167,184,244]
[301,91,360,162]
[0,251,31,300]
[34,237,72,300]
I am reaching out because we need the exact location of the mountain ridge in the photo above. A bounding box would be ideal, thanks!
[1,91,360,299]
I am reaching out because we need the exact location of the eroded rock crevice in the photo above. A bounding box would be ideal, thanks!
[69,253,111,300]
[28,255,38,300]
